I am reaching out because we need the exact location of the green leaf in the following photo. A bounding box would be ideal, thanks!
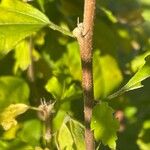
[56,116,85,150]
[65,42,81,81]
[13,38,40,73]
[0,104,29,130]
[14,39,31,72]
[130,51,150,73]
[68,118,85,150]
[45,76,63,99]
[0,0,50,53]
[18,119,42,146]
[91,102,119,149]
[137,120,150,150]
[45,75,81,100]
[0,0,73,53]
[0,76,30,109]
[94,51,123,99]
[56,120,74,150]
[2,124,20,140]
[108,55,150,99]
[141,0,150,22]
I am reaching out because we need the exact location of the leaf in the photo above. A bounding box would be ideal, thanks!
[141,0,150,22]
[56,116,85,150]
[13,39,40,73]
[2,124,20,140]
[107,55,150,99]
[0,0,50,53]
[14,39,31,72]
[130,51,150,72]
[45,76,63,99]
[94,51,123,99]
[0,76,30,109]
[0,104,29,130]
[65,42,81,81]
[56,120,74,150]
[45,75,81,100]
[137,120,150,150]
[18,119,42,146]
[0,0,73,53]
[91,102,119,149]
[68,118,85,150]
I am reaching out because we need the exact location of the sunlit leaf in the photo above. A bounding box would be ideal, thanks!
[14,39,31,72]
[2,124,20,140]
[56,116,85,150]
[94,51,123,99]
[45,76,63,99]
[130,51,150,72]
[141,0,150,22]
[0,0,50,53]
[68,118,85,149]
[66,42,81,81]
[56,120,74,149]
[45,75,81,100]
[91,102,119,149]
[0,0,73,53]
[0,104,29,130]
[13,39,40,73]
[108,55,150,99]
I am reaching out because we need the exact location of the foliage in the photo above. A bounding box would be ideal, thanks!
[0,0,150,149]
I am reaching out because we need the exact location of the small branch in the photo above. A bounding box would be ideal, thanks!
[48,23,75,38]
[27,36,35,82]
[73,0,96,149]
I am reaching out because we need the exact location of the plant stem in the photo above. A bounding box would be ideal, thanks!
[82,1,96,149]
[73,0,96,149]
[27,36,35,82]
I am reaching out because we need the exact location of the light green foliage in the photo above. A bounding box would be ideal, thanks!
[56,116,85,150]
[141,0,150,22]
[108,55,150,99]
[2,124,20,140]
[45,76,81,100]
[0,0,50,53]
[14,39,40,73]
[18,119,42,146]
[45,76,63,99]
[125,56,150,90]
[14,39,31,72]
[94,51,123,99]
[91,102,119,149]
[0,76,30,109]
[131,51,150,72]
[137,120,150,150]
[0,103,29,130]
[65,42,81,81]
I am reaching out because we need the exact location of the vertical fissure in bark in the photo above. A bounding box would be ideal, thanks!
[73,0,96,149]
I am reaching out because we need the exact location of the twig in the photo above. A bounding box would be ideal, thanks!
[27,36,35,82]
[73,0,96,149]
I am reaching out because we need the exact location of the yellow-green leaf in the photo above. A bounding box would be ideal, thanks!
[0,104,29,130]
